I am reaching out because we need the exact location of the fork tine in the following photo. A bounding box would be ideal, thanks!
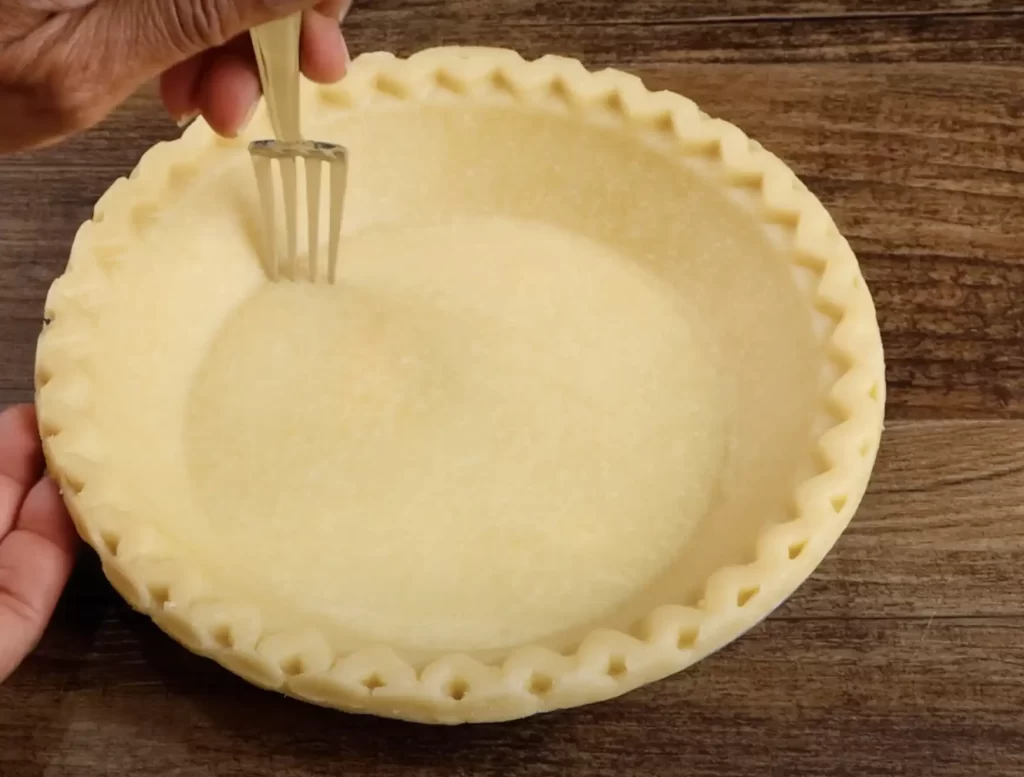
[304,157,322,282]
[327,152,348,285]
[280,157,299,280]
[249,140,347,285]
[250,154,278,279]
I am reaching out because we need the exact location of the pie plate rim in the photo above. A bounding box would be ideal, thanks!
[34,45,887,725]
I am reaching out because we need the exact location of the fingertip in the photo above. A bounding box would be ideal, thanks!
[0,404,36,434]
[0,405,43,488]
[160,56,206,125]
[0,476,79,683]
[301,9,348,84]
[197,51,262,138]
[17,477,78,558]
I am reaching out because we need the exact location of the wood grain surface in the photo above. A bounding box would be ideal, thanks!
[1,2,1023,775]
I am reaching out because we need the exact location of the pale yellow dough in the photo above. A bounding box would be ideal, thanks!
[36,47,885,723]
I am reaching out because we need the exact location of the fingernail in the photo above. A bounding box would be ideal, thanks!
[175,110,199,129]
[234,100,260,137]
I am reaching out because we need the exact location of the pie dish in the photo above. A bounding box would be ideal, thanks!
[35,46,886,724]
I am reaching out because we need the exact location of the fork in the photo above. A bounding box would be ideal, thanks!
[249,15,349,284]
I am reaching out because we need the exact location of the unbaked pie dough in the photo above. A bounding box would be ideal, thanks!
[36,47,885,723]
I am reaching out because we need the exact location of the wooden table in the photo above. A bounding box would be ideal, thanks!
[2,2,1023,775]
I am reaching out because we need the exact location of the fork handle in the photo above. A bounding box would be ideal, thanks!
[250,15,303,142]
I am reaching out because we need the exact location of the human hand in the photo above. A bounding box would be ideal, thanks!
[0,0,351,154]
[0,404,79,684]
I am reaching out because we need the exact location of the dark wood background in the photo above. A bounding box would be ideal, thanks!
[2,1,1024,775]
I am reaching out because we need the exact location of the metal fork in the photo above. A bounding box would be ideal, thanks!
[249,15,349,283]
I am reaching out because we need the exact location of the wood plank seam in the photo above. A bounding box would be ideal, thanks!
[482,10,1024,28]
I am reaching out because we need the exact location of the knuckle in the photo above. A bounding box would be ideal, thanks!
[0,566,45,641]
[165,0,239,52]
[22,58,110,141]
[44,58,103,129]
[0,29,104,146]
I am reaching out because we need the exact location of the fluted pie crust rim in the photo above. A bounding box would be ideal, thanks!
[35,46,886,724]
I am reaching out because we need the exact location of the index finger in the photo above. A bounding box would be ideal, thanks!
[0,476,79,683]
[0,404,44,538]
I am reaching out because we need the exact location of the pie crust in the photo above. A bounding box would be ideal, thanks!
[35,46,886,724]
